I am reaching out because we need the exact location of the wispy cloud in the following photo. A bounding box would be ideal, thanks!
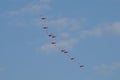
[94,62,120,75]
[48,17,83,31]
[105,22,120,36]
[80,27,103,38]
[40,38,78,53]
[60,32,71,38]
[79,21,120,38]
[8,0,51,16]
[40,43,56,53]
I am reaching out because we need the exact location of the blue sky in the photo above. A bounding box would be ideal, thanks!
[0,0,120,80]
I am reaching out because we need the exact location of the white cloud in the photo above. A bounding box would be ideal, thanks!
[105,22,120,36]
[56,39,78,49]
[40,43,56,53]
[8,0,51,16]
[80,27,103,38]
[94,62,120,75]
[60,32,71,38]
[40,38,78,53]
[79,21,120,38]
[48,17,83,31]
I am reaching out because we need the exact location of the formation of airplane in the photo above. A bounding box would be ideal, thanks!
[40,17,85,68]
